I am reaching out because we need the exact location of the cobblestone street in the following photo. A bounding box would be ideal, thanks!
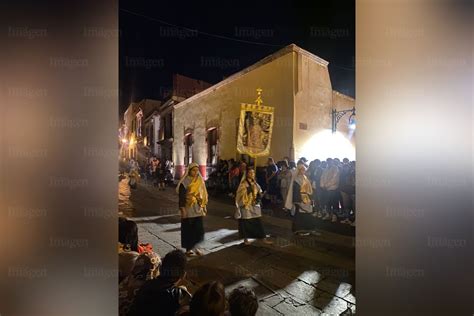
[119,178,356,315]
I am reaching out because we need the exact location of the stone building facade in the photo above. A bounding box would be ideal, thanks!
[171,44,355,179]
[121,74,212,163]
[122,99,161,160]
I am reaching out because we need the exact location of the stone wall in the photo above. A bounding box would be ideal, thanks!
[173,52,295,178]
[172,47,356,178]
[293,52,333,160]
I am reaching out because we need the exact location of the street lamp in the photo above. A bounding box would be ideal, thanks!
[348,113,356,130]
[332,106,356,133]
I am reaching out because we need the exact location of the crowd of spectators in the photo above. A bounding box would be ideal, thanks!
[121,155,356,225]
[119,217,260,316]
[207,156,356,226]
[120,157,174,190]
[118,157,355,314]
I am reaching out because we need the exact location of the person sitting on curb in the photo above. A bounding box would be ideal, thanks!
[128,249,191,316]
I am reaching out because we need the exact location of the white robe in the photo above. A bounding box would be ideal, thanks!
[284,170,313,215]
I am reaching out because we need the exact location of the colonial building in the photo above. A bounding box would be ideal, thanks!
[121,99,161,160]
[173,44,355,179]
[142,108,160,157]
[154,95,182,162]
[121,74,211,164]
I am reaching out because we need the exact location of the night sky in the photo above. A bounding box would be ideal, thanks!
[119,1,355,116]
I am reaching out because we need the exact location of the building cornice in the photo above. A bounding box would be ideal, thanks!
[332,90,355,102]
[174,44,329,110]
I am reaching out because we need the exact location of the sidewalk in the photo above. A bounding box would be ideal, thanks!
[119,179,356,315]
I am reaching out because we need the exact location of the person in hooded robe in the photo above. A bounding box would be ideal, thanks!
[176,162,208,256]
[235,167,273,245]
[284,160,316,236]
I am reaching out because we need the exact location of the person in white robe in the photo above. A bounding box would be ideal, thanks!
[284,161,316,235]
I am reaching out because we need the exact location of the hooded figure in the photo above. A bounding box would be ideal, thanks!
[176,162,208,256]
[235,167,273,245]
[284,162,315,234]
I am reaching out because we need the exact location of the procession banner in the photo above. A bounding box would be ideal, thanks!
[237,103,275,157]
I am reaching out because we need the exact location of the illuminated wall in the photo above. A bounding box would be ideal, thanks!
[173,44,357,178]
[293,52,355,161]
[173,47,295,176]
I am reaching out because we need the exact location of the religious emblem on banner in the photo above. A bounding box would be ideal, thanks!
[237,88,275,157]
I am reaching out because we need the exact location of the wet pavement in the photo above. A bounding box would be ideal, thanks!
[119,177,356,315]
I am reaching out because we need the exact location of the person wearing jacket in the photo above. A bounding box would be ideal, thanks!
[340,162,356,225]
[278,161,292,211]
[309,159,323,216]
[320,159,340,222]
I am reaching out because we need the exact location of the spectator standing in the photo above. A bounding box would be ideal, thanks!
[129,158,139,173]
[340,163,355,224]
[150,157,158,186]
[218,160,229,192]
[288,161,296,170]
[306,159,316,179]
[320,158,341,222]
[334,158,344,212]
[164,159,174,185]
[128,159,140,189]
[265,157,279,204]
[228,161,240,197]
[318,161,328,215]
[310,159,323,215]
[278,160,292,209]
[156,160,166,191]
[348,161,356,226]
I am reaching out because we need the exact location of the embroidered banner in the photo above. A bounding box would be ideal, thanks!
[237,103,274,157]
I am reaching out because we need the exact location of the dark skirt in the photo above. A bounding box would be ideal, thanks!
[238,218,266,239]
[292,205,316,232]
[181,217,204,251]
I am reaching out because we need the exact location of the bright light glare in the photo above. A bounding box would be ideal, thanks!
[300,129,355,161]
